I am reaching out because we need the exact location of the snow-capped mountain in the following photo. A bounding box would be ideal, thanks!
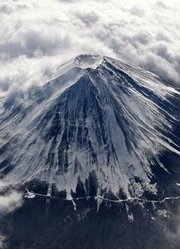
[0,54,179,199]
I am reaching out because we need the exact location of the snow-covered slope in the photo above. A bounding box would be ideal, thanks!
[0,54,179,198]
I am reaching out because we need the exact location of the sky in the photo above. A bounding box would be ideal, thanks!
[0,0,180,93]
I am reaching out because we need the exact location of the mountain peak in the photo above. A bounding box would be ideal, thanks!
[0,55,179,199]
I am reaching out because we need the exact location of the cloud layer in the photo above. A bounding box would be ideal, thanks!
[0,182,23,214]
[0,0,180,92]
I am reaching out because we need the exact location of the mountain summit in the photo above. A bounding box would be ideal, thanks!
[0,54,179,199]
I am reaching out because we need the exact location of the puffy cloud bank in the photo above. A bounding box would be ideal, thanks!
[0,182,23,249]
[0,182,23,214]
[0,0,180,92]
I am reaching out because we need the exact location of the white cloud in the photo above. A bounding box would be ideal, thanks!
[0,191,23,214]
[0,182,23,214]
[164,207,180,246]
[0,234,6,249]
[0,0,180,92]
